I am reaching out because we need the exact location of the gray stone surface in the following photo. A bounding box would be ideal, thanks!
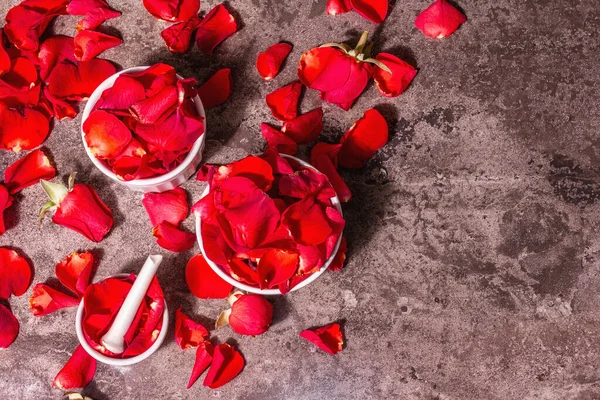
[1,0,600,399]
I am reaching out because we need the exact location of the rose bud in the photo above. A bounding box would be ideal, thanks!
[39,173,113,242]
[216,291,273,336]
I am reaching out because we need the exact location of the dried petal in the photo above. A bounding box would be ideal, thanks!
[0,185,13,235]
[228,294,273,335]
[195,4,237,55]
[0,248,32,299]
[52,345,96,389]
[257,249,298,290]
[174,308,209,349]
[299,322,344,354]
[161,16,201,53]
[197,68,232,109]
[203,344,244,389]
[261,123,297,155]
[0,304,19,348]
[4,149,56,194]
[29,283,80,316]
[415,0,466,38]
[153,222,196,252]
[265,81,302,121]
[281,108,323,144]
[47,58,116,101]
[143,0,199,22]
[74,30,122,62]
[55,252,95,298]
[338,108,388,168]
[326,0,353,15]
[321,60,371,110]
[83,110,132,159]
[142,187,189,227]
[310,143,351,202]
[350,0,388,23]
[187,341,214,389]
[0,106,50,152]
[372,53,417,97]
[186,254,233,299]
[256,42,292,81]
[298,47,352,93]
[328,236,347,271]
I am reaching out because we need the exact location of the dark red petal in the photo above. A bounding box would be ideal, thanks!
[52,184,114,242]
[372,53,417,97]
[260,147,294,175]
[0,30,11,75]
[261,123,297,155]
[187,341,214,389]
[4,149,56,194]
[415,0,466,38]
[74,30,122,62]
[0,106,49,152]
[197,68,232,109]
[203,344,244,389]
[297,47,352,92]
[67,0,122,31]
[47,59,116,101]
[310,143,351,202]
[28,283,80,316]
[38,36,76,81]
[350,0,388,23]
[321,60,371,110]
[186,254,233,299]
[0,185,13,235]
[279,168,336,200]
[281,108,323,144]
[52,345,96,389]
[83,110,133,159]
[124,63,177,97]
[256,42,292,81]
[142,187,189,227]
[0,57,41,108]
[161,16,201,53]
[0,248,32,299]
[265,81,302,121]
[282,198,332,246]
[195,4,237,55]
[299,322,344,354]
[210,155,274,192]
[328,236,347,271]
[229,294,273,335]
[175,308,209,350]
[257,249,298,290]
[153,222,196,252]
[95,74,147,113]
[339,108,388,168]
[129,84,178,124]
[143,0,199,22]
[0,304,19,348]
[326,0,353,15]
[55,252,95,298]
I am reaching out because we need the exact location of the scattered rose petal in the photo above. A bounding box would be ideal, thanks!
[175,308,209,349]
[195,4,237,55]
[94,74,147,113]
[261,123,297,155]
[350,0,388,24]
[0,304,19,348]
[83,110,132,159]
[29,283,80,316]
[0,30,11,75]
[143,0,199,22]
[47,58,116,101]
[186,254,233,299]
[298,46,352,93]
[0,248,32,299]
[142,187,189,227]
[257,249,298,290]
[339,108,388,168]
[4,3,67,52]
[328,236,347,271]
[256,42,292,81]
[300,323,344,354]
[320,60,371,110]
[4,149,56,194]
[42,87,78,120]
[153,221,196,252]
[326,0,353,15]
[227,294,273,335]
[74,30,122,61]
[203,343,244,389]
[38,35,76,81]
[372,53,417,97]
[0,185,13,235]
[310,142,351,202]
[187,341,214,389]
[55,252,95,298]
[52,345,96,389]
[197,68,232,109]
[415,0,466,38]
[161,16,200,53]
[67,0,122,31]
[265,80,302,121]
[281,107,323,144]
[0,106,50,152]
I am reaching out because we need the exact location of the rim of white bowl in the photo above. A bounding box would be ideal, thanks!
[81,66,207,187]
[75,273,169,366]
[195,154,344,296]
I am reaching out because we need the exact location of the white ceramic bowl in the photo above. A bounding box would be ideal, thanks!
[75,273,169,366]
[195,154,344,296]
[81,66,207,193]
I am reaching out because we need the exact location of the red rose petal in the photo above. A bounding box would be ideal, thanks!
[415,0,466,38]
[310,143,352,202]
[111,154,153,181]
[4,4,65,52]
[38,36,76,81]
[261,123,297,155]
[299,322,344,354]
[279,168,336,201]
[260,147,294,175]
[256,42,292,81]
[257,249,298,290]
[372,53,417,97]
[125,63,177,97]
[0,106,50,152]
[83,110,133,159]
[226,257,259,285]
[52,345,96,389]
[197,68,232,109]
[0,304,19,349]
[0,57,41,108]
[338,108,388,168]
[298,47,352,93]
[187,341,214,389]
[0,248,32,299]
[281,107,323,144]
[175,308,209,350]
[55,252,95,298]
[209,155,274,192]
[0,30,11,75]
[153,221,196,252]
[0,185,13,235]
[195,4,237,55]
[130,84,178,124]
[41,87,78,120]
[186,254,233,299]
[47,58,116,101]
[142,187,189,227]
[229,294,273,335]
[321,60,371,110]
[323,206,345,259]
[265,81,302,121]
[282,197,332,246]
[67,0,121,31]
[4,149,56,194]
[161,16,201,53]
[350,0,388,23]
[28,283,80,316]
[328,236,347,271]
[143,0,199,22]
[74,30,122,62]
[198,222,234,267]
[203,343,244,389]
[296,244,326,275]
[95,74,147,113]
[326,0,353,15]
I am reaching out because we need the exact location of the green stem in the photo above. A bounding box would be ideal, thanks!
[354,31,369,55]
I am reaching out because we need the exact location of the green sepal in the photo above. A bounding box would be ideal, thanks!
[38,200,56,228]
[363,58,392,74]
[40,179,68,204]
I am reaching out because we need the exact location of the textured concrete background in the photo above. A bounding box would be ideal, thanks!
[1,0,600,399]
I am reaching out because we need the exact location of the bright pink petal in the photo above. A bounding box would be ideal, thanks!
[281,108,323,144]
[0,304,19,348]
[161,16,201,53]
[372,53,417,97]
[186,254,233,299]
[124,63,177,97]
[265,80,302,121]
[28,283,80,316]
[310,143,351,202]
[339,108,388,168]
[0,248,32,299]
[278,168,336,201]
[52,345,96,389]
[415,0,466,38]
[300,322,344,354]
[256,42,292,81]
[195,4,237,55]
[203,344,244,389]
[74,30,122,62]
[261,123,297,155]
[350,0,388,23]
[197,68,232,109]
[153,222,196,252]
[4,149,56,194]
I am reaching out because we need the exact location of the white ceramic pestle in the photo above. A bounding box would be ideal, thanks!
[100,255,163,354]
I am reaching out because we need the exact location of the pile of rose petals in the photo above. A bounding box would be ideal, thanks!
[0,248,31,349]
[84,63,205,181]
[193,150,345,294]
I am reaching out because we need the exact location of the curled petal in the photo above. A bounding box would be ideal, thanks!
[130,85,178,124]
[226,257,259,286]
[339,108,388,168]
[42,87,78,120]
[55,252,95,298]
[298,47,352,93]
[0,304,19,348]
[197,68,232,109]
[83,110,132,159]
[174,308,209,349]
[47,58,116,101]
[4,5,63,52]
[300,322,344,354]
[0,248,32,299]
[38,35,76,81]
[0,57,41,108]
[282,198,332,246]
[281,108,323,144]
[67,0,122,31]
[278,168,336,200]
[261,123,297,155]
[95,75,147,114]
[210,155,274,192]
[257,249,298,290]
[195,4,237,55]
[142,187,189,227]
[372,53,417,97]
[328,236,347,271]
[228,294,273,335]
[29,283,80,316]
[415,0,466,38]
[52,345,96,389]
[153,222,196,252]
[74,30,122,62]
[203,344,244,389]
[187,341,214,389]
[0,185,13,235]
[124,63,177,97]
[186,254,233,299]
[161,16,201,53]
[256,42,292,81]
[143,0,199,22]
[326,0,353,15]
[0,106,49,152]
[350,0,388,23]
[310,143,351,202]
[265,81,302,121]
[260,147,294,175]
[112,154,153,181]
[321,60,371,110]
[4,149,56,194]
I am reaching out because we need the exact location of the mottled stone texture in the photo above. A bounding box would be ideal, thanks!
[1,0,600,399]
